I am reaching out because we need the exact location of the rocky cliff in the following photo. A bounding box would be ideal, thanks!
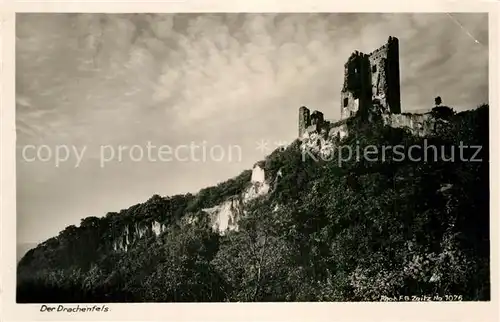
[17,104,489,303]
[20,162,275,259]
[200,164,271,233]
[108,163,274,252]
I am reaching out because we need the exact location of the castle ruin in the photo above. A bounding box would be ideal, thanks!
[299,36,434,139]
[341,36,401,119]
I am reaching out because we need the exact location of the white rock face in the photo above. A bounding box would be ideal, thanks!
[246,165,270,198]
[203,197,242,233]
[113,165,274,249]
[438,183,453,193]
[151,220,165,236]
[251,164,265,183]
[243,165,270,202]
[112,220,166,252]
[202,164,271,234]
[243,181,270,203]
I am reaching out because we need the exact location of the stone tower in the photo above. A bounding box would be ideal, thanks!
[298,106,311,137]
[340,51,372,120]
[340,36,401,119]
[369,36,401,115]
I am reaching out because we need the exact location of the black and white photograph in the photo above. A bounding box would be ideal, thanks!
[14,11,490,304]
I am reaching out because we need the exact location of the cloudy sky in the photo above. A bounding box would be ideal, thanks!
[16,13,488,245]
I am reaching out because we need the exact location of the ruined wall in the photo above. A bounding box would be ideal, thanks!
[328,120,349,140]
[368,36,401,114]
[340,52,372,120]
[305,110,326,133]
[299,106,311,137]
[310,110,324,127]
[297,37,424,144]
[300,131,337,159]
[382,113,435,137]
[340,91,359,119]
[300,106,333,137]
[339,37,401,120]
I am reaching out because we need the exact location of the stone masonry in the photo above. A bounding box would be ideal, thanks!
[298,36,434,139]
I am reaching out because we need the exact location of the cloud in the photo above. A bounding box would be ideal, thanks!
[15,13,488,244]
[16,96,32,108]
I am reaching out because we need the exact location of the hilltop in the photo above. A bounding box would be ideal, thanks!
[17,103,490,302]
[17,37,490,302]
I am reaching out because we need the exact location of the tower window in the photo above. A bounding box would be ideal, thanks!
[343,98,349,107]
[372,65,377,73]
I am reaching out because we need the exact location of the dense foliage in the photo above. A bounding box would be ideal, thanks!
[17,105,489,302]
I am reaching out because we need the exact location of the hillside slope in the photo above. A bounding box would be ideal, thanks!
[17,104,490,302]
